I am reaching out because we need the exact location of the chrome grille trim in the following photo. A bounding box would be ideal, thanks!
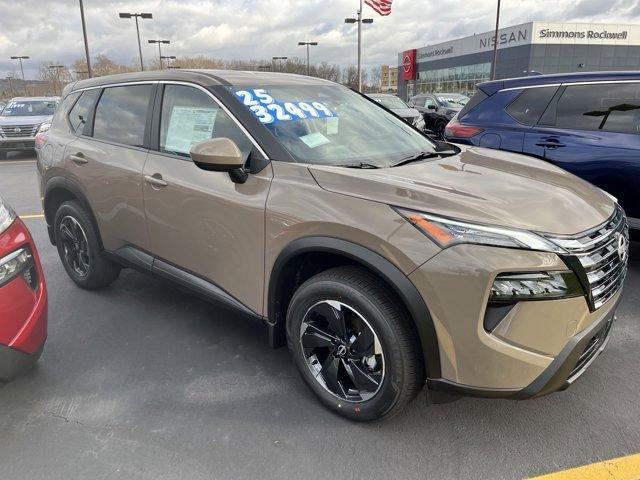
[545,206,629,310]
[0,124,39,138]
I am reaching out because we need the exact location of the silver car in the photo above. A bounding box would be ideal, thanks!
[0,97,59,158]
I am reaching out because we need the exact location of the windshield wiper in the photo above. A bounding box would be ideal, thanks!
[391,151,441,167]
[341,162,380,169]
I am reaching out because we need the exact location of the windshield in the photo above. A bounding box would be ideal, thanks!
[1,100,57,117]
[436,95,469,108]
[231,85,435,167]
[370,95,410,110]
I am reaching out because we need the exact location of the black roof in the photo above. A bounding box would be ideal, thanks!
[478,70,640,95]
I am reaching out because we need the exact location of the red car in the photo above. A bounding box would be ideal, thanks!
[0,196,47,381]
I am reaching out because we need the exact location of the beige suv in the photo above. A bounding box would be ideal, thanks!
[36,71,629,421]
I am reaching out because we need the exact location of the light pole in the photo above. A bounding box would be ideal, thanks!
[345,1,373,92]
[490,0,501,80]
[74,70,89,80]
[78,0,92,78]
[10,56,29,95]
[148,39,170,69]
[160,55,176,69]
[48,64,64,95]
[118,12,153,71]
[297,42,318,76]
[272,56,287,72]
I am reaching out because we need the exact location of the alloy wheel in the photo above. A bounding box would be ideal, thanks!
[299,300,385,402]
[59,216,90,277]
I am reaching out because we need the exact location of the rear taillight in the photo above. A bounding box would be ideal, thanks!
[35,122,51,149]
[444,118,483,139]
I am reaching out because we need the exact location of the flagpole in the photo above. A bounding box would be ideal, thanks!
[358,0,363,92]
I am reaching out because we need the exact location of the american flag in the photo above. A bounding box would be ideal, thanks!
[365,0,393,16]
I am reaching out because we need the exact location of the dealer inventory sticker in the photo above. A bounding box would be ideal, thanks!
[165,107,218,153]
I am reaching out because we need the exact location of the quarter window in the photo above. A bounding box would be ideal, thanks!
[506,87,558,126]
[67,89,99,135]
[555,83,640,134]
[159,85,253,157]
[93,85,152,146]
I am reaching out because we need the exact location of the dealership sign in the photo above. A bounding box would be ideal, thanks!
[402,49,416,80]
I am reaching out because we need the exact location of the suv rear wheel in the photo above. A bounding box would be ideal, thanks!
[54,200,121,289]
[286,266,424,421]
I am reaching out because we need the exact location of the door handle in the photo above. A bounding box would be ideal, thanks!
[535,138,565,149]
[144,174,168,188]
[69,152,88,165]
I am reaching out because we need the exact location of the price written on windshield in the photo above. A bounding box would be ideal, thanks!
[234,89,334,124]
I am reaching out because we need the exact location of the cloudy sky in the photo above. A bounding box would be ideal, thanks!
[0,0,639,78]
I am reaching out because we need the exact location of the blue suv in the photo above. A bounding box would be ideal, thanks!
[444,71,640,231]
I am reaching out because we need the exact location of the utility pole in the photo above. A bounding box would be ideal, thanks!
[297,42,318,76]
[149,40,170,69]
[10,56,29,95]
[491,0,501,80]
[78,0,92,78]
[119,12,153,71]
[345,1,373,92]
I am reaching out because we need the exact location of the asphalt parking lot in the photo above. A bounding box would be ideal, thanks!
[0,153,638,480]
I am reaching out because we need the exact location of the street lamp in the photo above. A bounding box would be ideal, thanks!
[148,39,170,69]
[345,1,373,92]
[297,42,318,76]
[5,76,14,97]
[48,64,65,95]
[160,55,176,69]
[78,0,92,78]
[272,56,287,72]
[74,70,89,80]
[490,0,501,80]
[118,12,153,71]
[10,56,29,94]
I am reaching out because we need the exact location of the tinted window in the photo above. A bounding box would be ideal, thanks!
[425,97,437,108]
[160,85,253,156]
[506,86,558,125]
[67,89,99,135]
[412,96,426,107]
[51,92,79,131]
[458,90,488,119]
[93,85,152,146]
[556,83,640,134]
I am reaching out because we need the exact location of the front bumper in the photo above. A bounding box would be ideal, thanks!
[410,243,623,398]
[0,341,45,382]
[0,137,36,151]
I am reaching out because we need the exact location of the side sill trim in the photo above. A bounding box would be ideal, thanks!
[108,246,260,321]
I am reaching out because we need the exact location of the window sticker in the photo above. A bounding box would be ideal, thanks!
[326,117,339,135]
[164,106,218,154]
[234,89,335,124]
[299,132,330,149]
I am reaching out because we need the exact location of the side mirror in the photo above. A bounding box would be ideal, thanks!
[190,137,245,172]
[427,104,437,110]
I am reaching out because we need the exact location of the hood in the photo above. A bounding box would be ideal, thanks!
[391,107,420,119]
[308,146,615,236]
[0,115,52,126]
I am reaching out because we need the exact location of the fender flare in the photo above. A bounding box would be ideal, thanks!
[267,236,441,379]
[43,176,103,248]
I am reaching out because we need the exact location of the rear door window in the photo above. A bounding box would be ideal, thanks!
[67,89,99,135]
[506,86,558,125]
[412,96,426,107]
[555,82,640,134]
[93,85,153,146]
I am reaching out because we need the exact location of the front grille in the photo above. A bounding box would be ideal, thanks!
[0,124,39,138]
[568,318,613,380]
[546,207,629,310]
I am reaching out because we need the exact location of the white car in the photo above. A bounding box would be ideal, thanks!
[0,96,59,158]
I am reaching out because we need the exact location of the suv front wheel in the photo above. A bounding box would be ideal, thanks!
[54,200,121,289]
[286,266,424,421]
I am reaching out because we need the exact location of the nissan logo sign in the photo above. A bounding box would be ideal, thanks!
[616,232,628,263]
[402,54,412,73]
[13,127,21,134]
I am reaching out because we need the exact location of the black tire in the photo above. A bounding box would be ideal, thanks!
[54,200,121,289]
[286,266,424,421]
[434,120,447,139]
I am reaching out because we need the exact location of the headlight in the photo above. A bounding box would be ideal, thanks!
[490,271,583,302]
[396,208,565,253]
[0,247,36,289]
[0,196,17,235]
